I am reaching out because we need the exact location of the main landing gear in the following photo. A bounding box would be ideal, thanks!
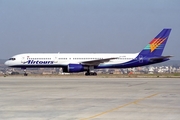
[85,69,97,76]
[85,72,97,76]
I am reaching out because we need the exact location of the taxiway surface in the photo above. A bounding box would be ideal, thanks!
[0,77,180,120]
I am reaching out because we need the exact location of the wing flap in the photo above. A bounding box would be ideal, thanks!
[81,57,117,66]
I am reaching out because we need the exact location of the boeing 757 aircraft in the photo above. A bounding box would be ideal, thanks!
[5,29,172,76]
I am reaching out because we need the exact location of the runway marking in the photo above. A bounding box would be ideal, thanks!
[135,102,180,110]
[80,93,159,120]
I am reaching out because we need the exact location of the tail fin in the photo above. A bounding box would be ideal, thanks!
[139,29,171,57]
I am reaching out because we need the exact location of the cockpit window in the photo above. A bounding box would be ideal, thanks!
[8,58,16,60]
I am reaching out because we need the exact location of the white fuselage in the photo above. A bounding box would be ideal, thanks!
[5,53,139,67]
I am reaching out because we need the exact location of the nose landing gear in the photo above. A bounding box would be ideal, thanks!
[22,68,28,76]
[24,72,28,76]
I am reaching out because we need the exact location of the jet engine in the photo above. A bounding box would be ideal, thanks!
[62,64,88,73]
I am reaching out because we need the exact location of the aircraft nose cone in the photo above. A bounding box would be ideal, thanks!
[4,61,9,66]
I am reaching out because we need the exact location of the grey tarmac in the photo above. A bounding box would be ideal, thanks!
[0,77,180,120]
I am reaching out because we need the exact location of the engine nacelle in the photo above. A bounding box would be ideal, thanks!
[62,64,88,73]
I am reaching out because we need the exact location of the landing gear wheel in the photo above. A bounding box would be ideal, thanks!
[85,72,90,76]
[23,68,28,76]
[24,73,28,76]
[85,67,97,76]
[85,72,97,76]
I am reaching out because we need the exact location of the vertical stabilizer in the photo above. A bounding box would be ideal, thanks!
[139,29,171,57]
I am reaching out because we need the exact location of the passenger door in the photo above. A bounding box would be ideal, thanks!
[54,56,58,63]
[21,56,27,63]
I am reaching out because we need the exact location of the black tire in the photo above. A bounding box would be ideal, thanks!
[90,72,97,76]
[24,73,28,76]
[85,72,90,76]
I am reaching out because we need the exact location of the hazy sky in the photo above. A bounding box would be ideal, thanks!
[0,0,180,59]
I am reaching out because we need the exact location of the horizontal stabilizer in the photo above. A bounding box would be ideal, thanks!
[149,56,173,61]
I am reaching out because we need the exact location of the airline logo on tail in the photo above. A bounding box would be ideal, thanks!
[149,37,166,52]
[144,37,167,52]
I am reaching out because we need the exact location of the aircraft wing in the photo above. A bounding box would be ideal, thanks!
[149,56,173,61]
[81,57,117,66]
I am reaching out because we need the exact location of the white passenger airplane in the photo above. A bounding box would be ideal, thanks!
[5,29,172,76]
